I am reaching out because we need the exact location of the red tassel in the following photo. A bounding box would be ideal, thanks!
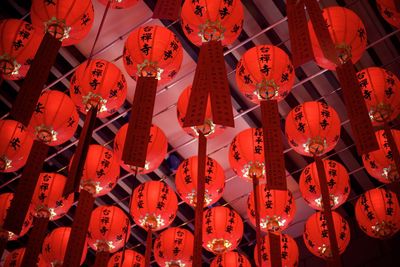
[152,0,182,21]
[269,232,282,267]
[286,0,314,67]
[336,61,379,155]
[261,100,287,190]
[122,76,158,168]
[252,177,263,267]
[93,251,110,267]
[3,140,49,234]
[63,107,97,197]
[10,32,61,126]
[0,233,8,260]
[193,133,207,267]
[63,189,95,267]
[21,216,50,267]
[314,156,341,267]
[144,228,153,267]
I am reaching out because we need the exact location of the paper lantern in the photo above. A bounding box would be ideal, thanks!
[31,0,94,46]
[70,59,127,118]
[203,206,243,254]
[285,101,341,157]
[4,248,25,267]
[28,90,79,146]
[114,123,167,174]
[130,181,178,231]
[357,67,400,125]
[236,45,295,103]
[107,250,144,267]
[154,227,194,267]
[376,0,400,28]
[98,0,139,9]
[210,251,251,267]
[88,206,130,253]
[0,120,33,173]
[247,185,296,232]
[0,19,42,80]
[355,188,400,239]
[175,156,225,207]
[300,160,350,210]
[254,233,299,267]
[42,227,88,266]
[308,6,367,70]
[303,211,350,259]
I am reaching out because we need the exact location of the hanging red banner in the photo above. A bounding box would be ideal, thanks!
[0,234,6,260]
[252,177,263,267]
[93,251,110,267]
[269,232,283,267]
[336,61,379,155]
[145,229,153,267]
[152,0,181,21]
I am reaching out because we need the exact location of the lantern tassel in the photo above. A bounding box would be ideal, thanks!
[252,176,263,267]
[63,106,98,197]
[314,156,341,267]
[0,234,8,260]
[21,216,50,267]
[10,32,61,126]
[193,132,207,267]
[286,0,314,67]
[152,0,182,21]
[122,76,158,168]
[145,228,153,267]
[93,251,110,267]
[63,189,95,267]
[269,232,283,267]
[3,140,49,234]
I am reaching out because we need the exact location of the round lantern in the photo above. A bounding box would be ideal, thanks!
[363,129,400,183]
[303,211,350,259]
[114,123,167,174]
[176,156,225,207]
[123,25,183,84]
[28,90,79,146]
[247,185,296,232]
[30,0,94,46]
[74,144,120,197]
[88,206,130,253]
[108,250,144,267]
[308,6,367,70]
[236,45,295,103]
[254,233,299,267]
[181,0,244,47]
[42,227,88,266]
[210,251,251,267]
[154,227,194,267]
[31,173,74,221]
[0,19,42,80]
[355,188,400,239]
[70,59,127,118]
[177,85,224,138]
[356,67,400,125]
[377,0,400,28]
[0,193,33,240]
[0,120,33,173]
[4,248,25,267]
[98,0,138,9]
[300,160,350,210]
[131,181,178,231]
[285,101,341,157]
[203,206,244,254]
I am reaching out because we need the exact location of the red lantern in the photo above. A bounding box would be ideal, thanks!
[210,251,251,267]
[202,206,243,254]
[357,67,400,125]
[0,120,33,173]
[355,188,400,239]
[70,59,127,118]
[42,227,88,266]
[308,6,367,70]
[154,227,194,267]
[97,0,139,9]
[235,45,295,103]
[376,0,400,28]
[28,90,79,146]
[300,160,350,210]
[88,206,130,253]
[285,101,341,157]
[107,250,144,267]
[4,248,25,267]
[176,156,225,207]
[254,233,299,267]
[247,185,296,232]
[31,0,94,46]
[0,19,42,80]
[114,123,167,174]
[303,211,350,259]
